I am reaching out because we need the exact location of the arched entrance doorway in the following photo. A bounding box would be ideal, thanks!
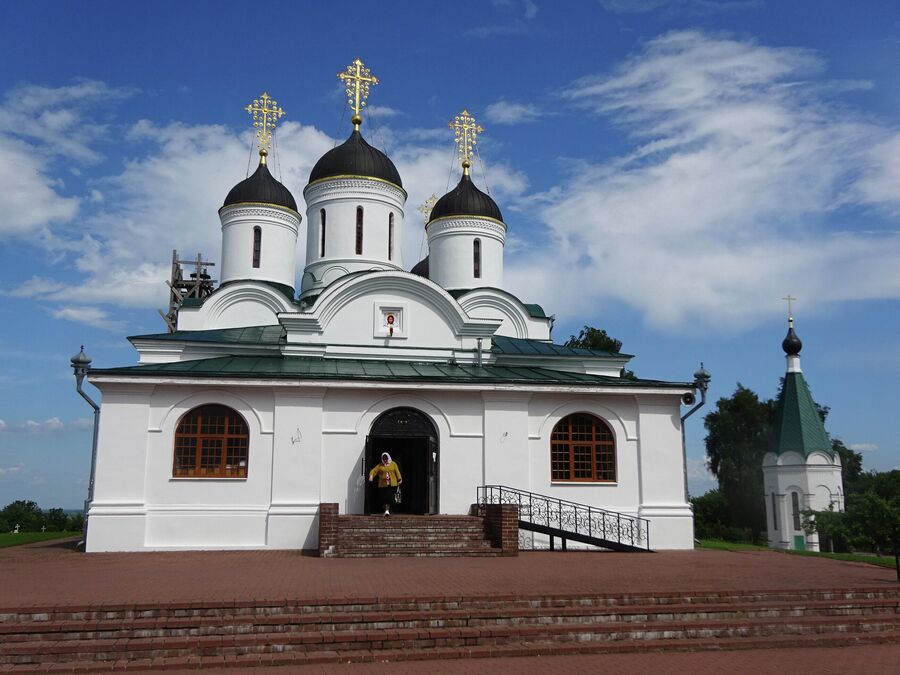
[366,407,438,515]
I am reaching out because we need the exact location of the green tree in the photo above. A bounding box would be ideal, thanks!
[565,326,623,353]
[44,508,69,532]
[565,325,635,379]
[703,385,774,543]
[0,500,43,532]
[832,438,863,493]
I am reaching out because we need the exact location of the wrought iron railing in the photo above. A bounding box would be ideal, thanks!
[477,485,651,552]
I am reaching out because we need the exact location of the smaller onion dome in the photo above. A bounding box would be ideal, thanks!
[308,130,402,189]
[782,320,802,355]
[224,156,298,212]
[410,256,429,278]
[429,174,502,223]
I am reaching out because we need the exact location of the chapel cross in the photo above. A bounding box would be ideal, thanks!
[245,92,286,161]
[449,109,484,176]
[338,58,378,130]
[782,294,797,322]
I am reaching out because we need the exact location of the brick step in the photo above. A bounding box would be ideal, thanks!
[337,539,496,548]
[3,613,897,664]
[335,549,502,558]
[338,528,489,537]
[4,598,897,644]
[5,586,900,624]
[4,630,897,672]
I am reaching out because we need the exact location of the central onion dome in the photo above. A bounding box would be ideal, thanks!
[308,130,402,189]
[223,153,298,212]
[428,173,502,223]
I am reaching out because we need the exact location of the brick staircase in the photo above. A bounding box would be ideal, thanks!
[326,514,501,557]
[1,587,898,670]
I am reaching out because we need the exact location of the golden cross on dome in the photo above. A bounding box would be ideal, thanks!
[782,294,797,323]
[338,58,378,130]
[449,109,483,176]
[245,91,286,163]
[418,194,438,222]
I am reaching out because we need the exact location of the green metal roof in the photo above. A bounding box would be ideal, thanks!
[491,335,631,359]
[93,355,685,388]
[129,325,285,345]
[770,372,833,458]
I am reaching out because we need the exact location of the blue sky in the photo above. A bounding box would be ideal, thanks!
[1,0,898,508]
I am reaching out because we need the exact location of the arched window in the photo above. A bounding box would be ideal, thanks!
[791,492,802,530]
[320,209,326,257]
[252,227,262,268]
[473,239,481,279]
[173,405,249,478]
[550,413,616,482]
[355,206,364,255]
[388,212,394,261]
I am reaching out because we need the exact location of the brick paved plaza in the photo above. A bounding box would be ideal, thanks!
[1,538,897,672]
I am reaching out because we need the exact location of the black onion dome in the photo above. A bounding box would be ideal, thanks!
[223,160,298,212]
[782,323,802,355]
[410,256,429,278]
[429,174,503,223]
[308,130,402,188]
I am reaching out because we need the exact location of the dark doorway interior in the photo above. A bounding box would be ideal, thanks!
[365,408,438,515]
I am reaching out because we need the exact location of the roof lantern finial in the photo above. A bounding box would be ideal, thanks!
[781,295,802,357]
[338,58,378,131]
[450,109,484,177]
[245,91,286,165]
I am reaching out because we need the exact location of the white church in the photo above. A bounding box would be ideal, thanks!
[82,61,701,553]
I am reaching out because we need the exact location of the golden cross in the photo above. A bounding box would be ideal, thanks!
[782,294,797,322]
[338,58,378,130]
[245,92,286,162]
[449,110,483,176]
[418,194,437,222]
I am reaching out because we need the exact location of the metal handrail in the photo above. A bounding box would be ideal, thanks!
[477,484,651,552]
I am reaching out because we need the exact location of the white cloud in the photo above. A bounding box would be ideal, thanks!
[506,31,900,330]
[848,443,878,453]
[0,419,5,431]
[686,456,716,495]
[53,306,126,332]
[0,136,79,235]
[21,417,64,433]
[365,105,402,119]
[0,464,23,477]
[484,101,544,125]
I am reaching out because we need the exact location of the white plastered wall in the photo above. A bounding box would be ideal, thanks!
[87,378,692,552]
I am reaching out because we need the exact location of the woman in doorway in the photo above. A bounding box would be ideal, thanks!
[368,452,402,516]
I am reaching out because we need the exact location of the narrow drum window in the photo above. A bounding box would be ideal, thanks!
[550,413,616,482]
[791,492,802,531]
[320,209,326,257]
[356,206,363,255]
[473,239,481,279]
[388,213,394,261]
[252,227,262,268]
[173,405,249,478]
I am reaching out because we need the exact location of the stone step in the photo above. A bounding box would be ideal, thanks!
[5,586,899,623]
[3,612,897,664]
[3,597,897,644]
[3,630,896,672]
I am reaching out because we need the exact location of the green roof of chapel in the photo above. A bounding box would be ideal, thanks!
[770,371,833,459]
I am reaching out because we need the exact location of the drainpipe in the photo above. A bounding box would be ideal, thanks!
[680,363,711,503]
[476,338,483,367]
[71,346,100,548]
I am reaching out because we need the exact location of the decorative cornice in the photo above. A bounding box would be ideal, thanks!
[427,217,507,243]
[427,214,506,229]
[218,201,301,219]
[304,174,407,200]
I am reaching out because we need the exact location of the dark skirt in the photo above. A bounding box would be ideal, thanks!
[377,486,396,506]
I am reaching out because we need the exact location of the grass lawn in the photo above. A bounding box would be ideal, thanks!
[698,539,897,569]
[0,531,79,548]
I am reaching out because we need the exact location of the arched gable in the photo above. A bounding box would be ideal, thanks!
[185,282,296,331]
[455,287,550,340]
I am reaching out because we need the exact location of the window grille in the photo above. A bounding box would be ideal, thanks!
[550,413,616,482]
[173,405,249,478]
